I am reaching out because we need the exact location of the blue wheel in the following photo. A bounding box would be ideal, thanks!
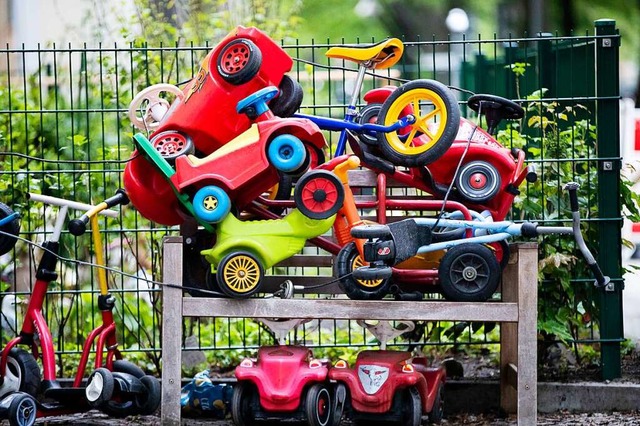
[267,134,306,173]
[193,186,231,224]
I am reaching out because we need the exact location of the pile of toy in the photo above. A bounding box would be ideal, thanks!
[121,26,609,425]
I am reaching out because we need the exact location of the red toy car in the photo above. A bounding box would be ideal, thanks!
[232,319,344,426]
[329,321,445,425]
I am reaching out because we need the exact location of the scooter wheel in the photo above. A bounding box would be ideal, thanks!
[1,348,41,398]
[294,170,344,220]
[8,392,37,426]
[193,185,232,224]
[438,243,500,302]
[350,224,391,239]
[305,384,332,426]
[268,134,306,173]
[216,251,264,298]
[217,38,262,85]
[231,382,256,426]
[456,161,501,204]
[135,375,161,415]
[85,368,115,408]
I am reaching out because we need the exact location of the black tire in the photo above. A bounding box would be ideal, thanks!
[217,38,262,85]
[455,161,501,204]
[352,265,393,280]
[350,224,391,239]
[271,75,304,117]
[1,348,41,398]
[149,131,194,164]
[231,382,256,426]
[356,103,383,146]
[216,251,264,298]
[135,375,161,415]
[8,392,37,426]
[294,170,344,220]
[377,79,459,167]
[427,381,444,424]
[266,174,294,215]
[467,94,524,119]
[402,387,422,426]
[330,383,346,426]
[438,244,501,302]
[112,359,145,379]
[305,384,332,426]
[85,368,115,408]
[0,203,20,256]
[335,242,391,300]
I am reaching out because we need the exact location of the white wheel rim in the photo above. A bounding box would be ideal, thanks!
[85,373,104,402]
[0,357,22,398]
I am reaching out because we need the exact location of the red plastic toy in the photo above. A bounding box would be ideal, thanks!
[329,321,445,425]
[232,319,344,426]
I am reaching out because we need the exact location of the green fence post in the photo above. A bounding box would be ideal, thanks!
[594,18,622,380]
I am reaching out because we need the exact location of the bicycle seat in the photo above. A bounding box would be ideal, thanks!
[325,38,404,70]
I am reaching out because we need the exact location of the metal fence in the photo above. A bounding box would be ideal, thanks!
[0,20,623,379]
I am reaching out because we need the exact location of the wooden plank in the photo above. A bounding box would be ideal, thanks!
[505,362,518,390]
[500,246,519,414]
[161,236,183,426]
[182,298,519,322]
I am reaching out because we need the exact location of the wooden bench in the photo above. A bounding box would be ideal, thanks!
[160,236,538,425]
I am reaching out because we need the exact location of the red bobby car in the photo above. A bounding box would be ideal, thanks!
[232,319,344,426]
[329,321,445,425]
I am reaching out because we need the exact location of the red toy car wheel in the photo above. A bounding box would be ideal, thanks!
[217,38,262,85]
[305,384,332,426]
[456,161,501,204]
[150,131,194,163]
[294,170,344,220]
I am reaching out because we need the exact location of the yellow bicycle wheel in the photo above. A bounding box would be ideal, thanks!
[217,251,264,298]
[377,79,460,167]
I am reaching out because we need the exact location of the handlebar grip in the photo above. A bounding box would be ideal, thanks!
[68,218,88,236]
[104,189,130,208]
[589,263,610,289]
[68,190,129,236]
[564,182,580,213]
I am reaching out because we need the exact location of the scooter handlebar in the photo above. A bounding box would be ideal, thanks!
[69,190,129,236]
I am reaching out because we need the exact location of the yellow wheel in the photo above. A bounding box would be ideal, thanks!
[216,251,264,298]
[377,79,460,167]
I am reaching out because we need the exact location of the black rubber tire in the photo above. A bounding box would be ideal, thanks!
[271,75,304,117]
[216,38,262,85]
[330,383,346,426]
[377,79,460,167]
[356,103,383,146]
[135,375,161,415]
[467,94,524,119]
[427,381,445,424]
[335,242,391,300]
[350,224,391,239]
[294,170,344,220]
[85,368,115,408]
[231,382,256,426]
[1,348,41,398]
[305,383,332,426]
[402,387,422,426]
[455,161,501,204]
[267,174,294,215]
[216,251,264,298]
[438,244,501,302]
[8,392,37,426]
[352,265,393,280]
[149,131,194,164]
[0,203,20,256]
[112,359,145,379]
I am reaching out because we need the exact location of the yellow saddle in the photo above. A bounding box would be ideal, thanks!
[325,38,404,70]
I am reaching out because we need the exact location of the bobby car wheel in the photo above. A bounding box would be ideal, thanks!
[438,243,500,302]
[8,392,37,426]
[216,251,264,298]
[270,75,304,118]
[294,170,344,220]
[231,382,256,426]
[85,368,115,408]
[305,384,332,426]
[0,203,20,256]
[149,131,194,164]
[377,79,460,167]
[193,185,232,224]
[456,161,501,204]
[268,134,307,173]
[401,387,422,426]
[0,348,41,398]
[428,381,445,424]
[135,375,161,415]
[217,38,262,85]
[335,242,392,300]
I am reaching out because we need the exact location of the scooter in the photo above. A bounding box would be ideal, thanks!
[0,191,160,418]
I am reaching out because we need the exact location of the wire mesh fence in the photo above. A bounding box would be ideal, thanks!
[0,23,622,378]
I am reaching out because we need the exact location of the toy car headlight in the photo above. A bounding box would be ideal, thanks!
[401,363,415,373]
[334,360,348,369]
[240,358,254,368]
[309,359,323,369]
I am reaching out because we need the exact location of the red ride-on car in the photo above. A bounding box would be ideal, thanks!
[124,87,330,227]
[329,321,445,425]
[233,319,344,426]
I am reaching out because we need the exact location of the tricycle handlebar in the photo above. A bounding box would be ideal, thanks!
[68,189,129,236]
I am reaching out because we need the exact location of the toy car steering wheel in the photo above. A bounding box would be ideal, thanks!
[467,94,524,135]
[128,84,184,130]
